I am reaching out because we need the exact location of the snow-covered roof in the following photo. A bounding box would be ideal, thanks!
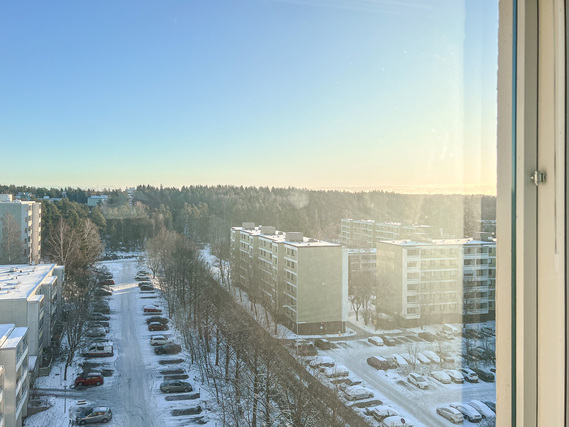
[0,264,57,301]
[233,226,339,248]
[2,327,27,349]
[0,324,15,347]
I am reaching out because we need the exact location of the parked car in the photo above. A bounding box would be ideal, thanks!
[418,331,437,342]
[465,347,487,362]
[416,352,431,364]
[431,370,452,384]
[183,406,202,415]
[379,415,415,427]
[150,335,170,346]
[76,407,112,425]
[482,400,496,413]
[140,284,155,292]
[481,327,495,336]
[160,379,192,393]
[74,372,104,387]
[408,372,428,389]
[294,339,318,356]
[436,330,454,340]
[368,336,384,346]
[85,327,107,338]
[379,335,397,346]
[399,353,416,365]
[371,405,399,422]
[423,350,441,364]
[391,354,408,367]
[444,369,465,383]
[339,376,365,389]
[458,368,479,383]
[135,274,151,281]
[449,403,483,422]
[323,364,349,378]
[438,351,457,364]
[367,356,396,370]
[143,305,162,313]
[314,338,332,349]
[343,385,374,401]
[462,328,480,339]
[436,406,464,424]
[468,400,496,419]
[138,281,153,287]
[148,322,168,331]
[308,356,335,369]
[90,313,110,321]
[98,279,114,286]
[472,367,495,382]
[154,343,182,354]
[83,343,113,357]
[442,324,460,335]
[95,288,112,297]
[146,316,169,325]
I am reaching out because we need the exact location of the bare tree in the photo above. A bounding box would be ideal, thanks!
[48,218,79,268]
[0,213,25,264]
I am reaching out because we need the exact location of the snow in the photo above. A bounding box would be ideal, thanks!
[0,264,56,300]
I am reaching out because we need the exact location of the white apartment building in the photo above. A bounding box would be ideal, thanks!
[0,324,29,427]
[0,195,41,265]
[340,219,435,248]
[0,264,63,378]
[230,223,348,335]
[376,239,496,327]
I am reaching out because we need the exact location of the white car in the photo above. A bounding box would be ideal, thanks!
[436,406,464,424]
[416,352,431,364]
[449,402,483,422]
[324,364,349,378]
[368,336,384,346]
[150,335,170,346]
[423,350,441,364]
[371,405,399,422]
[308,356,335,369]
[444,369,464,383]
[431,370,452,384]
[468,400,496,419]
[343,385,374,401]
[391,354,409,367]
[407,372,429,389]
[399,353,415,365]
[380,415,415,426]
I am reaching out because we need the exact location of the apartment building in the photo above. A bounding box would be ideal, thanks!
[340,219,435,248]
[0,195,41,265]
[376,239,496,327]
[0,324,29,427]
[0,264,63,378]
[230,223,348,335]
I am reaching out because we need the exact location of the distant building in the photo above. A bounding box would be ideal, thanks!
[0,264,64,378]
[0,195,41,265]
[347,248,377,276]
[230,223,348,335]
[340,219,436,248]
[87,195,108,207]
[0,324,29,427]
[376,239,496,327]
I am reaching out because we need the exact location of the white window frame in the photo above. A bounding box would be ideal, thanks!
[497,0,566,425]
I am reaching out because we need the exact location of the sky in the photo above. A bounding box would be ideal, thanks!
[0,0,499,194]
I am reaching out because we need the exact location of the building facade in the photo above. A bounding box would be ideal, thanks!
[0,264,63,377]
[0,195,41,265]
[340,219,435,248]
[231,223,348,335]
[376,239,496,327]
[0,324,29,427]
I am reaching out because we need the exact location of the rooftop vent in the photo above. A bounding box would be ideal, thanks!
[242,222,255,230]
[286,232,304,243]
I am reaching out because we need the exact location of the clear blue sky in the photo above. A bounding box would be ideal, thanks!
[0,0,498,193]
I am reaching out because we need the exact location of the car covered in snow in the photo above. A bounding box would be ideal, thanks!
[444,369,465,383]
[370,405,400,422]
[368,336,384,346]
[343,385,374,401]
[407,372,428,389]
[430,370,452,384]
[449,402,483,422]
[308,356,335,369]
[436,406,464,424]
[143,304,162,313]
[323,364,349,378]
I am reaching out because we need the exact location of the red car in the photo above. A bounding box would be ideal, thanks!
[143,305,162,313]
[148,322,168,331]
[99,279,115,286]
[75,372,104,387]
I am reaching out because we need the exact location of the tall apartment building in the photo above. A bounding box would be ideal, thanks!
[230,223,348,335]
[376,239,496,327]
[340,219,435,248]
[0,264,63,379]
[0,195,41,265]
[0,324,29,427]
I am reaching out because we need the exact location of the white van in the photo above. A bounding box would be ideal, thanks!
[83,343,114,357]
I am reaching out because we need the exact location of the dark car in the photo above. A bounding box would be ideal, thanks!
[76,407,112,425]
[314,338,332,350]
[482,400,496,413]
[379,335,397,346]
[90,313,110,321]
[367,356,396,370]
[98,279,114,286]
[146,316,169,325]
[462,328,479,339]
[148,322,169,331]
[140,284,155,292]
[138,281,153,287]
[95,288,112,297]
[160,380,193,393]
[472,367,495,382]
[155,343,182,354]
[75,372,104,387]
[184,405,202,415]
[418,331,437,342]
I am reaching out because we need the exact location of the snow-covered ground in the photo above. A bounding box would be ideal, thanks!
[26,258,217,426]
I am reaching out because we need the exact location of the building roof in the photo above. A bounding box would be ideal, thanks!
[0,324,15,347]
[0,264,57,301]
[232,226,339,248]
[1,327,27,349]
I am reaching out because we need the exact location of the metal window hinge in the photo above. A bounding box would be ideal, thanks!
[530,170,546,186]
